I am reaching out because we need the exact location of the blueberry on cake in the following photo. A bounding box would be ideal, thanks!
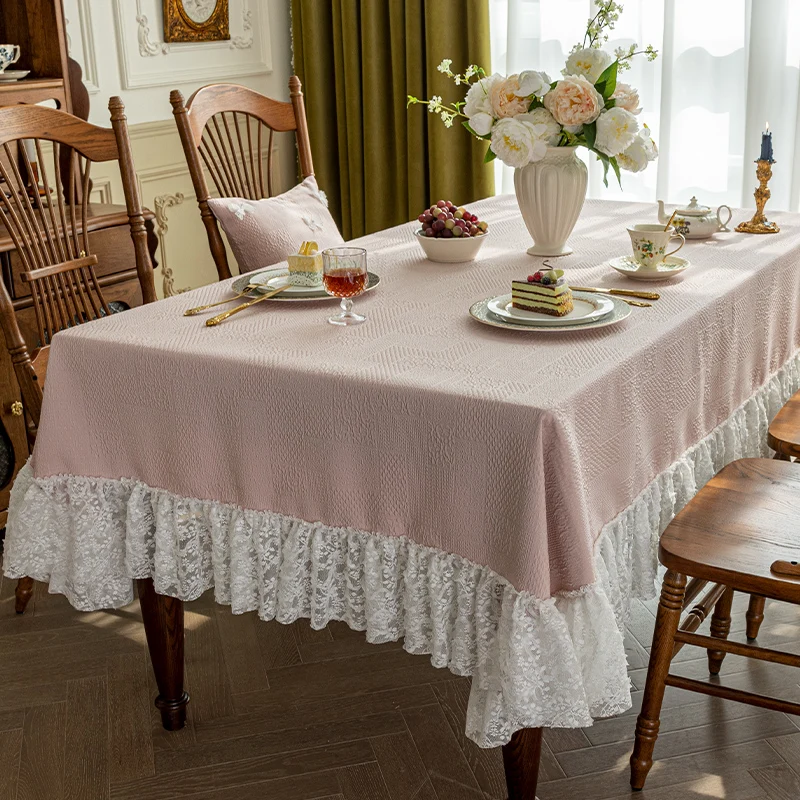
[287,241,323,287]
[511,269,574,317]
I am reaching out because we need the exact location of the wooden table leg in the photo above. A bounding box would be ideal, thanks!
[502,727,543,800]
[137,578,189,730]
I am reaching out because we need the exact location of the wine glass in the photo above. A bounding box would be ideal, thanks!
[322,247,368,326]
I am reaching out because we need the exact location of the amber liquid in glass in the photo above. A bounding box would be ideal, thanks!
[322,268,367,298]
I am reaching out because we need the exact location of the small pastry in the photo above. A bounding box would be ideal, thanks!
[288,241,323,287]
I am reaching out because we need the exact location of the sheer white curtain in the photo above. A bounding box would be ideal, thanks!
[490,0,800,211]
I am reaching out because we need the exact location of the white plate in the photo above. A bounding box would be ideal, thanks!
[607,254,689,281]
[231,268,380,302]
[250,269,324,297]
[471,294,632,332]
[487,291,614,327]
[0,70,30,82]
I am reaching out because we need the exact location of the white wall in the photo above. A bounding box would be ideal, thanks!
[62,0,295,295]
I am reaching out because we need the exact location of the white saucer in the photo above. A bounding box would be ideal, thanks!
[607,255,689,281]
[487,291,614,327]
[0,70,30,83]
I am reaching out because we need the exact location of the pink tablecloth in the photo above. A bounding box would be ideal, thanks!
[6,197,800,746]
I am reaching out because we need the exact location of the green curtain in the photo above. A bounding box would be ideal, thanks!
[292,0,494,240]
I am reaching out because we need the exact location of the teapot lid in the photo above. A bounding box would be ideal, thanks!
[677,196,711,216]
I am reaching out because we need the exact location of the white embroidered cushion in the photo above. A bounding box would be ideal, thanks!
[207,176,345,271]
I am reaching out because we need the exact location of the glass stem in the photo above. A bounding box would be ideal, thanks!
[340,298,353,316]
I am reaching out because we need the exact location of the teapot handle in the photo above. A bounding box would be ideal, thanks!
[717,205,732,232]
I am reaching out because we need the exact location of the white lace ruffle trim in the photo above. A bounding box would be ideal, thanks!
[4,349,798,748]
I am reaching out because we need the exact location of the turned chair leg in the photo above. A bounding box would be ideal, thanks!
[746,595,766,641]
[631,570,687,791]
[14,576,34,614]
[137,578,189,730]
[708,587,734,674]
[502,727,543,800]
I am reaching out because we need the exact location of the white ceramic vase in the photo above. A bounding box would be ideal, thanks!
[514,146,588,257]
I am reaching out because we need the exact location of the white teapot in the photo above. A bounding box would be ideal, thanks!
[657,197,732,239]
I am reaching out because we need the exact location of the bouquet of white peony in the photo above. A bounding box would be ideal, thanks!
[408,1,658,186]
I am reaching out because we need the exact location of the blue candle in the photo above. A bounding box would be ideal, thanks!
[759,123,773,162]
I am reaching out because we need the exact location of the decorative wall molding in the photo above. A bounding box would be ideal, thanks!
[154,192,190,297]
[117,0,267,89]
[64,0,101,94]
[135,0,170,57]
[230,0,253,49]
[89,178,113,206]
[128,120,178,141]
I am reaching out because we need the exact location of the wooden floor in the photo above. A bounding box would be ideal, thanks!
[1,571,799,800]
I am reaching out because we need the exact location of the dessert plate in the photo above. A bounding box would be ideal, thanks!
[607,255,689,281]
[470,294,631,332]
[487,291,614,327]
[232,267,380,302]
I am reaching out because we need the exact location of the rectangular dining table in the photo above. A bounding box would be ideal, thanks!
[5,196,800,798]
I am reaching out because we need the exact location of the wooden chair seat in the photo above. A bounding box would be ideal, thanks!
[630,458,800,790]
[768,387,800,460]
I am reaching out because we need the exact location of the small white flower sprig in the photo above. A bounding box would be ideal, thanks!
[575,1,658,72]
[407,60,486,129]
[407,2,659,186]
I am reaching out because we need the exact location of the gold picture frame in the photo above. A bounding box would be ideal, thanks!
[163,0,230,43]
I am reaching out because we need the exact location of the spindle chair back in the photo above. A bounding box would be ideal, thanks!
[171,77,314,280]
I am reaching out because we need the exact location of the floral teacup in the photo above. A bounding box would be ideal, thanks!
[627,223,685,270]
[0,45,21,74]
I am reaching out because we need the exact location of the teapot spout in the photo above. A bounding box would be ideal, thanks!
[656,199,668,224]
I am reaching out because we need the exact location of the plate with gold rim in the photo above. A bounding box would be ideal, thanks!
[487,292,615,327]
[470,294,631,332]
[232,268,380,302]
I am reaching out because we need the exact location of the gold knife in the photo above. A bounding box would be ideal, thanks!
[205,283,291,326]
[571,286,660,300]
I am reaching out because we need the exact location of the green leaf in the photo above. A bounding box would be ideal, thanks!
[604,98,616,110]
[462,120,491,141]
[528,97,544,111]
[484,146,497,163]
[594,60,618,100]
[592,149,611,188]
[583,121,597,151]
[609,156,622,187]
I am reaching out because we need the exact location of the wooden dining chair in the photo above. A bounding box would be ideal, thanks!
[739,390,800,640]
[0,98,157,615]
[629,458,800,790]
[170,78,315,282]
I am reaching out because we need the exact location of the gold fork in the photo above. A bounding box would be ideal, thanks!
[184,284,264,316]
[205,283,291,326]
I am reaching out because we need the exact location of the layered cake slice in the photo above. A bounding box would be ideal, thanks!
[288,240,323,287]
[512,268,574,317]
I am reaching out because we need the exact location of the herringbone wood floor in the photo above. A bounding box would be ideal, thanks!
[1,569,799,800]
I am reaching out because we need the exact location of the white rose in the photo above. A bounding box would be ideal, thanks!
[469,112,494,137]
[516,70,551,98]
[618,125,658,172]
[490,118,546,168]
[564,47,614,83]
[464,73,503,118]
[594,107,639,157]
[516,108,561,146]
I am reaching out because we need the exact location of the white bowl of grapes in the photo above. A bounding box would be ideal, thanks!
[415,200,489,263]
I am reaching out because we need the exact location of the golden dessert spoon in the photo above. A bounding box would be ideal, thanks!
[183,284,265,316]
[205,283,291,326]
[571,286,660,301]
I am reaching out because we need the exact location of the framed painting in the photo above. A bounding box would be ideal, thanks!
[163,0,230,43]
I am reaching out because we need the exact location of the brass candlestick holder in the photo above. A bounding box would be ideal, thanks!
[736,159,780,233]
